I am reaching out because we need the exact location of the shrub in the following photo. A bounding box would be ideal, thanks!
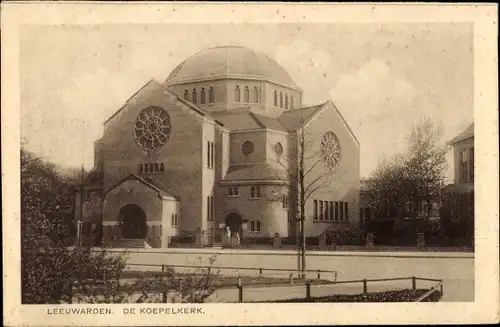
[250,289,442,303]
[328,223,363,245]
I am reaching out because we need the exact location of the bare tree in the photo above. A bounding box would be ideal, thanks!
[270,116,345,279]
[367,117,448,220]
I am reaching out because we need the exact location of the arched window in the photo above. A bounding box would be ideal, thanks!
[209,87,214,103]
[279,92,283,108]
[252,87,258,103]
[200,88,206,104]
[244,86,250,103]
[234,85,241,102]
[184,90,189,100]
[274,90,277,106]
[290,95,294,109]
[192,89,197,104]
[285,94,289,109]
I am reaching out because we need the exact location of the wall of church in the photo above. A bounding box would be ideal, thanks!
[99,81,205,235]
[161,198,180,248]
[217,184,288,238]
[265,130,290,172]
[166,80,228,113]
[229,130,267,165]
[201,120,217,236]
[286,103,360,237]
[263,82,302,118]
[301,103,360,236]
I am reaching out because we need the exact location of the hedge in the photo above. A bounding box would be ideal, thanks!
[250,289,442,302]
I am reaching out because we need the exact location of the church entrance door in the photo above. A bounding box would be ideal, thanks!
[225,213,243,243]
[118,204,147,239]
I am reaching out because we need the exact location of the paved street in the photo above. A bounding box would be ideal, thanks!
[111,248,474,302]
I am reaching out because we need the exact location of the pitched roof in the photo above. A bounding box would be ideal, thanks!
[278,104,324,131]
[103,79,211,126]
[212,110,262,130]
[105,173,178,200]
[249,112,287,132]
[449,123,474,144]
[221,164,288,183]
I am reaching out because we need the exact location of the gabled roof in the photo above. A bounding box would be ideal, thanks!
[278,104,324,132]
[103,79,211,126]
[221,164,288,183]
[278,101,359,146]
[212,110,262,130]
[449,123,474,145]
[249,112,287,132]
[105,173,178,200]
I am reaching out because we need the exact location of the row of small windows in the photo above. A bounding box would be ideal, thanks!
[139,162,164,174]
[227,186,261,199]
[274,90,294,109]
[234,85,259,103]
[184,87,215,105]
[313,200,349,222]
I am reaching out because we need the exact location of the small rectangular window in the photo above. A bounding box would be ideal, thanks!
[340,202,344,221]
[282,194,289,209]
[345,202,349,221]
[256,221,261,232]
[251,221,255,231]
[335,202,339,221]
[250,186,261,199]
[314,200,318,220]
[211,142,215,168]
[228,187,239,197]
[207,141,210,168]
[319,201,324,220]
[329,201,334,221]
[171,213,175,227]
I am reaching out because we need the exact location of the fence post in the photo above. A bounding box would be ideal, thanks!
[362,279,367,294]
[412,276,416,290]
[317,270,321,280]
[440,281,444,296]
[306,282,311,300]
[289,273,293,284]
[259,268,263,277]
[162,291,167,303]
[161,264,165,273]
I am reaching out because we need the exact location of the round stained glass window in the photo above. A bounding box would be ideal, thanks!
[134,106,172,152]
[242,141,254,156]
[320,131,341,169]
[274,142,283,156]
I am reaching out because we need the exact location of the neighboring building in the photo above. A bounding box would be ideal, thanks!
[448,123,474,193]
[76,46,360,247]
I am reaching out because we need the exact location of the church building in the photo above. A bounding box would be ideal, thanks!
[77,46,360,248]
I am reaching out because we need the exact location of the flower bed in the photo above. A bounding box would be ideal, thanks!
[250,289,442,302]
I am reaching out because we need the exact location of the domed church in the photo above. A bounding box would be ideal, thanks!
[77,46,360,248]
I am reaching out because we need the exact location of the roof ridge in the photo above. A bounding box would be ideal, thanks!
[248,111,266,129]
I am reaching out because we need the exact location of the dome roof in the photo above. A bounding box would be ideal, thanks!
[165,46,299,90]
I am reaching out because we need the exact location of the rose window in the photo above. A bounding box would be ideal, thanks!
[320,131,341,169]
[134,106,172,151]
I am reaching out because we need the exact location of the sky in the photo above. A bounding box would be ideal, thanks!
[20,23,474,180]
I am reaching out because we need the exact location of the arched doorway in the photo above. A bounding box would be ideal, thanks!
[225,213,243,237]
[118,204,147,239]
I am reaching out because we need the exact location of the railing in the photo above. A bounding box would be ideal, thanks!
[230,276,443,303]
[125,263,339,281]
